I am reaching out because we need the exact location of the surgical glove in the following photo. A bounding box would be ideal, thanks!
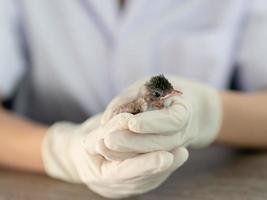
[42,114,189,198]
[102,76,222,150]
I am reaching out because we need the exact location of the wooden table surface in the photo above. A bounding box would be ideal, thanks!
[1,146,267,200]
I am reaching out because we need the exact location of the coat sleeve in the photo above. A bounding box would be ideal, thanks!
[237,0,267,91]
[0,0,26,99]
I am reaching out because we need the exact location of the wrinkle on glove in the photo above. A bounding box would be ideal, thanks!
[84,113,140,161]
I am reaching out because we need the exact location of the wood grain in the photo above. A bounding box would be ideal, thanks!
[1,146,267,200]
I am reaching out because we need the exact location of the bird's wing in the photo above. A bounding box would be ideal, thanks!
[117,97,147,114]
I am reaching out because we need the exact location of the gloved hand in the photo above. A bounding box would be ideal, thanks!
[42,114,189,199]
[101,76,222,151]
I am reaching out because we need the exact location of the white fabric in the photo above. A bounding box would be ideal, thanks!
[0,0,26,98]
[42,113,189,198]
[0,0,267,122]
[237,0,267,91]
[102,76,222,149]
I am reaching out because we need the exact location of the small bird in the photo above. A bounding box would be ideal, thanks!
[115,75,182,115]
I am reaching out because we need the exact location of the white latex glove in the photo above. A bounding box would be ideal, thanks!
[101,76,222,151]
[42,114,189,199]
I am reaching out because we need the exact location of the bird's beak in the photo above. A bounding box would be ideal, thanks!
[160,89,182,100]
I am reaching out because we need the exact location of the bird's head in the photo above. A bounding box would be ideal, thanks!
[145,75,182,105]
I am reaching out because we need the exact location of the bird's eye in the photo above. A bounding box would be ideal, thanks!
[152,91,162,98]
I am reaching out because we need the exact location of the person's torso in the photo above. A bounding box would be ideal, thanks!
[15,0,246,123]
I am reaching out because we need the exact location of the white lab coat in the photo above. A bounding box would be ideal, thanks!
[0,0,267,123]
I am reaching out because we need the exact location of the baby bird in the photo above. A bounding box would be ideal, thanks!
[116,75,182,115]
